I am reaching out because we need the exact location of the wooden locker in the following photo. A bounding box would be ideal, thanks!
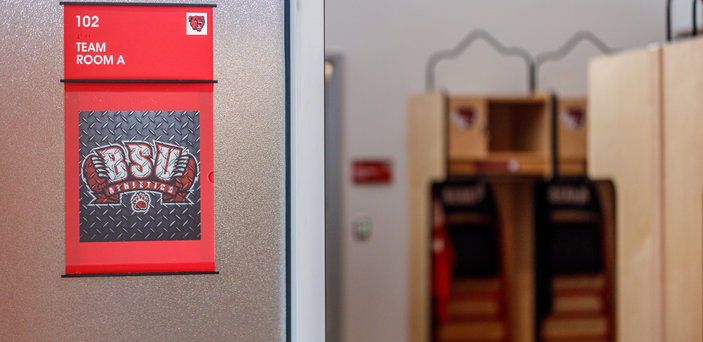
[661,39,703,342]
[431,180,511,342]
[432,179,537,342]
[590,38,703,342]
[408,93,539,342]
[588,47,664,342]
[409,89,591,342]
[408,92,447,342]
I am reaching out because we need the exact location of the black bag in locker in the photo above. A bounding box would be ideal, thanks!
[436,179,501,277]
[533,178,605,326]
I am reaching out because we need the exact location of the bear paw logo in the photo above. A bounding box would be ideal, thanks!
[131,191,151,213]
[189,16,205,32]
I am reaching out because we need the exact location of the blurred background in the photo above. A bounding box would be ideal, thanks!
[324,1,702,342]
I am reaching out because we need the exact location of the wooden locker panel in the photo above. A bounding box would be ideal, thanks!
[448,94,554,177]
[588,47,663,342]
[408,92,447,342]
[662,38,703,342]
[595,180,617,342]
[447,97,489,160]
[492,180,535,342]
[510,182,537,342]
[449,153,549,176]
[487,95,551,157]
[557,98,587,161]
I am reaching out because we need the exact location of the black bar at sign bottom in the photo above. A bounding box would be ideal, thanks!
[61,271,219,278]
[60,79,218,83]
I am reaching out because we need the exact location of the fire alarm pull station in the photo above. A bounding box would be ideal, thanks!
[61,2,216,276]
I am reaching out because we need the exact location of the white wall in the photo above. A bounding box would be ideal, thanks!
[325,1,692,341]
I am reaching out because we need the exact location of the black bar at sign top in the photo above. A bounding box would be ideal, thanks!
[60,2,216,7]
[60,79,218,83]
[62,271,219,278]
[283,0,291,340]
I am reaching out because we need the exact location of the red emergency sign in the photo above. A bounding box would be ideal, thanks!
[62,3,216,276]
[352,160,393,184]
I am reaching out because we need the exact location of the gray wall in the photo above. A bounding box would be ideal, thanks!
[0,0,287,340]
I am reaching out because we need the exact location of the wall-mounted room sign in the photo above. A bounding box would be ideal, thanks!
[62,2,216,276]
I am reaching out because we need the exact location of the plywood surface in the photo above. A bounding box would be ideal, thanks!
[557,98,587,161]
[492,181,534,342]
[510,182,536,342]
[487,101,549,155]
[588,47,663,342]
[450,152,548,175]
[447,93,555,178]
[661,38,703,342]
[448,97,488,160]
[408,92,447,342]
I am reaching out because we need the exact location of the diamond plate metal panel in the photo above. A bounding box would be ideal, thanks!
[78,110,201,242]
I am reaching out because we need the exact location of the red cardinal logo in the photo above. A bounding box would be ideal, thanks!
[189,16,205,32]
[450,107,476,129]
[562,107,585,129]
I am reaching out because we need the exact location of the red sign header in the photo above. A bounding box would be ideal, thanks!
[63,4,213,80]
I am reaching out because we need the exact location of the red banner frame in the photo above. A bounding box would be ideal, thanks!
[63,3,215,275]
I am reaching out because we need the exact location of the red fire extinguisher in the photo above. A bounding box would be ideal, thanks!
[431,196,454,323]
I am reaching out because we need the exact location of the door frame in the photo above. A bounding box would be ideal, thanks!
[287,0,326,341]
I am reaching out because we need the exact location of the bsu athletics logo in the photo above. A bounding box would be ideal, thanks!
[81,141,198,213]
